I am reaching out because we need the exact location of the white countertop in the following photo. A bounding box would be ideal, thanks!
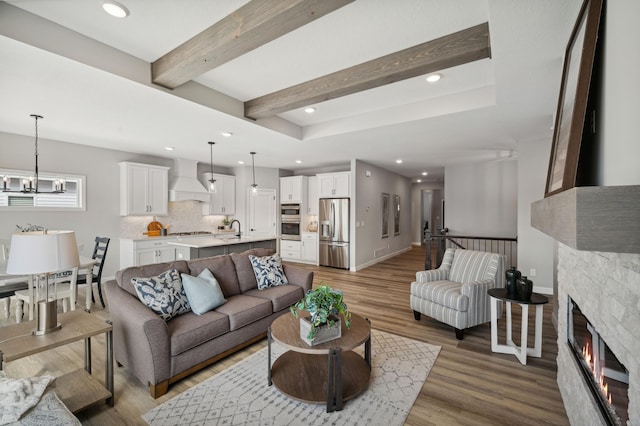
[166,235,276,248]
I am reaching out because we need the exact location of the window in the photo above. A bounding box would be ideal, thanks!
[0,169,86,211]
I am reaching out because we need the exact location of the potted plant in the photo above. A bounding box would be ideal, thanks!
[222,216,231,230]
[290,284,351,345]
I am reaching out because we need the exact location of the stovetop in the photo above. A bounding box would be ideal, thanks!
[168,231,213,236]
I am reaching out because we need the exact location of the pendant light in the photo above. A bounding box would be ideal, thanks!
[2,114,65,194]
[208,141,216,192]
[250,152,258,194]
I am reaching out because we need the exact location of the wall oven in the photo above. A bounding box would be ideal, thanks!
[281,204,301,240]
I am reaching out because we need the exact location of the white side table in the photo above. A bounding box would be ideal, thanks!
[488,288,549,365]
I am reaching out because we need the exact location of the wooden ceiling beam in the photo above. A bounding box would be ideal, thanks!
[151,0,355,89]
[245,22,491,120]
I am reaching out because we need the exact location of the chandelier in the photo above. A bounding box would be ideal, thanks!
[2,114,66,194]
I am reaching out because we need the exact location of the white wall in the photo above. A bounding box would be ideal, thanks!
[352,160,412,270]
[444,159,517,237]
[517,138,555,293]
[599,0,640,185]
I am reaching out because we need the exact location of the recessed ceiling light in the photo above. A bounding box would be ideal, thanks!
[221,131,233,137]
[165,147,175,151]
[295,160,302,164]
[426,74,441,83]
[237,160,245,165]
[304,107,316,114]
[395,159,403,164]
[102,1,129,18]
[422,172,428,176]
[417,179,422,183]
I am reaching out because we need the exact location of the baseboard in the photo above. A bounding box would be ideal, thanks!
[351,246,412,271]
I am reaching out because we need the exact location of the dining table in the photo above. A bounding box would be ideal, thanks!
[0,256,98,320]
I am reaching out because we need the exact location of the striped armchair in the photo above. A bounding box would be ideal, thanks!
[410,248,505,340]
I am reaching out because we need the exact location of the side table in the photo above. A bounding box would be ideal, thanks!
[488,287,549,365]
[0,310,114,413]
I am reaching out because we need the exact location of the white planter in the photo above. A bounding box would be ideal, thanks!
[300,315,341,346]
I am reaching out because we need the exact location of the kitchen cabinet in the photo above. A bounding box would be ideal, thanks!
[317,172,350,198]
[301,232,318,263]
[201,173,235,215]
[307,176,318,215]
[280,240,301,261]
[280,176,307,204]
[120,238,175,268]
[119,162,169,216]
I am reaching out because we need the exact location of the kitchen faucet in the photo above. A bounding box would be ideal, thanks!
[229,219,241,238]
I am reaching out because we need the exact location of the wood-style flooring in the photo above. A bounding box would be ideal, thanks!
[0,246,569,425]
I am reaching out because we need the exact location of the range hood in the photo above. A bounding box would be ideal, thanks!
[169,158,209,202]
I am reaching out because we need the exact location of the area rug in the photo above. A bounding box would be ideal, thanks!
[142,329,440,426]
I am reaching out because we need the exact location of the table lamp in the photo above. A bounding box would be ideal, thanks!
[6,230,80,335]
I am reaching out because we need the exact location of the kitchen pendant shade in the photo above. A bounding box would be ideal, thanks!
[7,230,80,274]
[250,151,258,193]
[208,141,216,192]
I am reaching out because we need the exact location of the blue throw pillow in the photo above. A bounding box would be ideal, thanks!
[132,269,191,321]
[249,254,288,290]
[181,268,227,315]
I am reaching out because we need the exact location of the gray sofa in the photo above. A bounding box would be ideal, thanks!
[104,248,313,398]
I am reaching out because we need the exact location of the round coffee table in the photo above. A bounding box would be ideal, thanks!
[268,312,371,412]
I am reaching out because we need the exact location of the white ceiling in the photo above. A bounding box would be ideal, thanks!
[0,0,581,181]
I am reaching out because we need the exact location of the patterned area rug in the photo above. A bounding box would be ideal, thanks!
[143,330,440,426]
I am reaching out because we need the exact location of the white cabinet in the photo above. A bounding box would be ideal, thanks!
[280,176,307,204]
[280,239,301,261]
[120,238,176,268]
[307,176,318,215]
[317,172,350,198]
[119,162,169,216]
[301,232,317,263]
[201,173,235,215]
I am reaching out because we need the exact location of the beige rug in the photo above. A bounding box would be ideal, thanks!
[143,329,440,426]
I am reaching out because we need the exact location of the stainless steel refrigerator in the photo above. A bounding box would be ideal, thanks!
[319,198,349,269]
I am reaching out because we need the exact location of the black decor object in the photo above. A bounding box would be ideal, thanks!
[505,266,521,299]
[516,276,533,302]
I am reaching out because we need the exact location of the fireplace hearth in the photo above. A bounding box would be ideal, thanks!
[568,298,629,425]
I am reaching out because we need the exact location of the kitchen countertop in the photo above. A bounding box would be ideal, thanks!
[120,231,237,242]
[166,235,276,248]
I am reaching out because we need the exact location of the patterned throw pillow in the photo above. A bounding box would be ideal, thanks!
[249,254,288,290]
[181,268,227,315]
[132,269,191,321]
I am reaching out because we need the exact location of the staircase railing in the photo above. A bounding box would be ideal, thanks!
[425,231,517,270]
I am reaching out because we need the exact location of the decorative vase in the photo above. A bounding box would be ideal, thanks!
[516,276,533,302]
[299,315,341,346]
[505,266,521,299]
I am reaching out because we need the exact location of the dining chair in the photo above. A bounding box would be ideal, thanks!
[14,268,79,323]
[76,237,110,308]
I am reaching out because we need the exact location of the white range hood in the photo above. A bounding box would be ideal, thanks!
[169,158,209,202]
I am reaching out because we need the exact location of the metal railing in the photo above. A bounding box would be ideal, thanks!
[425,230,517,270]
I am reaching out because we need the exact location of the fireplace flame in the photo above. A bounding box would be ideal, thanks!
[582,343,613,407]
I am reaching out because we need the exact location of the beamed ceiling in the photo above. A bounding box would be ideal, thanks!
[0,0,581,181]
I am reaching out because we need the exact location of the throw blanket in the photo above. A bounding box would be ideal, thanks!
[0,373,53,425]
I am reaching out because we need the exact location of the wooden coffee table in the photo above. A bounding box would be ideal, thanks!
[268,312,371,412]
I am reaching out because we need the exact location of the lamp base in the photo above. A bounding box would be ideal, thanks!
[32,300,62,335]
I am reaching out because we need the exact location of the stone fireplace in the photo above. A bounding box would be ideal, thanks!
[531,186,640,425]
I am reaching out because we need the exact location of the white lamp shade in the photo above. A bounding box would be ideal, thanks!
[6,230,80,274]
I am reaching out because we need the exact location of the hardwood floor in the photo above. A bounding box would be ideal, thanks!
[0,246,569,425]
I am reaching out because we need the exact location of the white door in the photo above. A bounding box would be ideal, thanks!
[248,189,276,237]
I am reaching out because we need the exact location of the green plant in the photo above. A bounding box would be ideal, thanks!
[290,283,351,340]
[222,216,231,226]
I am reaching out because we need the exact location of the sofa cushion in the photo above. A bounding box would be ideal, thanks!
[411,280,469,312]
[231,248,275,293]
[214,294,272,331]
[188,254,241,297]
[131,269,191,321]
[181,268,227,315]
[245,285,304,312]
[449,250,499,284]
[117,260,190,297]
[249,254,288,290]
[168,310,230,356]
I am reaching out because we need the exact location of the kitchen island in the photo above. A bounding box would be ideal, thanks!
[167,236,277,259]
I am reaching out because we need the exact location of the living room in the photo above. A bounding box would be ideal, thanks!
[1,1,639,425]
